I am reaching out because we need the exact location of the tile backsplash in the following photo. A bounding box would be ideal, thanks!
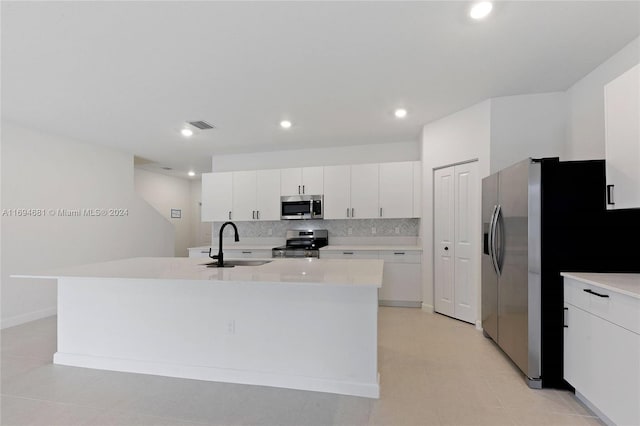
[213,218,419,238]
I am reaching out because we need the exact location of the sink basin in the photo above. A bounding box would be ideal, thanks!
[204,260,272,268]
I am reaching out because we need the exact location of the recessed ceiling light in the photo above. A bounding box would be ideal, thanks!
[394,108,408,118]
[280,120,292,129]
[470,2,493,20]
[181,128,193,137]
[188,171,195,177]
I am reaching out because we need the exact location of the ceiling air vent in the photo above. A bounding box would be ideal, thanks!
[188,120,215,130]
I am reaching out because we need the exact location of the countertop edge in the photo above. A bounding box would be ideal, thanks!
[561,272,640,299]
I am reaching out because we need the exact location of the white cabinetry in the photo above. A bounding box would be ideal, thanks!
[350,164,379,219]
[201,172,233,222]
[323,165,351,219]
[321,248,422,307]
[379,162,414,218]
[604,64,640,209]
[232,170,280,221]
[281,167,324,195]
[563,275,640,426]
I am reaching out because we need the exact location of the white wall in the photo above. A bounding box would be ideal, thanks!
[420,100,491,315]
[134,169,194,257]
[189,178,211,247]
[1,122,174,328]
[566,37,640,161]
[211,141,420,172]
[490,92,567,173]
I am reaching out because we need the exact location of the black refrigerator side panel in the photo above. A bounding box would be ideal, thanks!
[539,159,606,389]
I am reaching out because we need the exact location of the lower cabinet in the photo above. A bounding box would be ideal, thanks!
[321,249,422,307]
[563,276,640,426]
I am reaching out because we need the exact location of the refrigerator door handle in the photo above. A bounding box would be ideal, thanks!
[488,204,498,265]
[491,204,502,276]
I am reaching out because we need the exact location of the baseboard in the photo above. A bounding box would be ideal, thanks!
[475,320,483,331]
[421,303,434,313]
[379,300,421,308]
[54,352,380,399]
[1,307,57,329]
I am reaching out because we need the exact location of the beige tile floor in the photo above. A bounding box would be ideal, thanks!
[1,308,602,426]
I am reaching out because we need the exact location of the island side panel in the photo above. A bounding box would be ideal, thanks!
[55,277,379,398]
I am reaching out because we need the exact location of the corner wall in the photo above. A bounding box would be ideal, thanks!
[1,122,174,328]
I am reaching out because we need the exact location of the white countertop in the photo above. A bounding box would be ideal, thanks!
[321,245,422,251]
[16,257,383,288]
[561,272,640,299]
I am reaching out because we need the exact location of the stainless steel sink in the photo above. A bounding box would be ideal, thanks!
[204,260,272,267]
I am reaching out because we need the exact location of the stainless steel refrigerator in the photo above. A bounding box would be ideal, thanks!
[482,157,609,389]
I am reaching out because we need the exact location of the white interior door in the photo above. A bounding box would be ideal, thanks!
[434,166,455,317]
[434,161,479,324]
[453,161,479,323]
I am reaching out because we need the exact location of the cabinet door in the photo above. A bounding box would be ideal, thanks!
[563,303,591,393]
[350,164,379,219]
[232,171,257,221]
[413,161,422,218]
[379,162,414,218]
[301,167,324,195]
[280,168,302,195]
[605,64,640,209]
[201,172,233,222]
[323,165,351,219]
[380,262,422,304]
[256,169,280,220]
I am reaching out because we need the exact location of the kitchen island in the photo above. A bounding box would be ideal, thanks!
[18,257,383,398]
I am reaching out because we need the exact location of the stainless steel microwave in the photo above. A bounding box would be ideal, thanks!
[281,195,323,220]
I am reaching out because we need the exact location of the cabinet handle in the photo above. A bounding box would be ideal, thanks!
[351,208,354,217]
[563,307,568,328]
[298,185,301,194]
[583,288,609,298]
[343,252,354,255]
[346,208,350,218]
[394,252,405,255]
[200,250,209,253]
[252,210,255,219]
[606,185,615,205]
[257,210,260,220]
[228,211,232,220]
[380,207,383,217]
[242,251,252,254]
[302,185,305,194]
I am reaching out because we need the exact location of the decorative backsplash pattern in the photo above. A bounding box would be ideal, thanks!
[213,218,419,238]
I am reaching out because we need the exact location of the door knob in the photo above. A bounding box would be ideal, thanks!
[444,247,449,251]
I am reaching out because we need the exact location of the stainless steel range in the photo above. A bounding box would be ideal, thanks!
[272,229,328,258]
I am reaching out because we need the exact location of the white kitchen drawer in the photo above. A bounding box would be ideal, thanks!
[224,249,272,259]
[564,277,640,334]
[321,250,379,260]
[379,251,421,264]
[188,248,212,258]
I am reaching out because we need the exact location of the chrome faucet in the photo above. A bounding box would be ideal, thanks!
[209,221,239,267]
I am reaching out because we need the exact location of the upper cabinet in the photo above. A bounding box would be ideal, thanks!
[604,64,640,209]
[202,172,233,222]
[280,167,324,195]
[323,161,419,219]
[379,162,414,218]
[202,161,421,222]
[232,170,280,221]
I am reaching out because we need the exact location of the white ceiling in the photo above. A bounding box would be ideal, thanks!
[2,1,639,177]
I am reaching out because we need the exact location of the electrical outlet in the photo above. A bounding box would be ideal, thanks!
[395,226,400,234]
[267,228,273,236]
[226,320,235,335]
[347,227,353,235]
[371,227,376,234]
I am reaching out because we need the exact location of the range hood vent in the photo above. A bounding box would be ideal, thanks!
[188,120,215,130]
